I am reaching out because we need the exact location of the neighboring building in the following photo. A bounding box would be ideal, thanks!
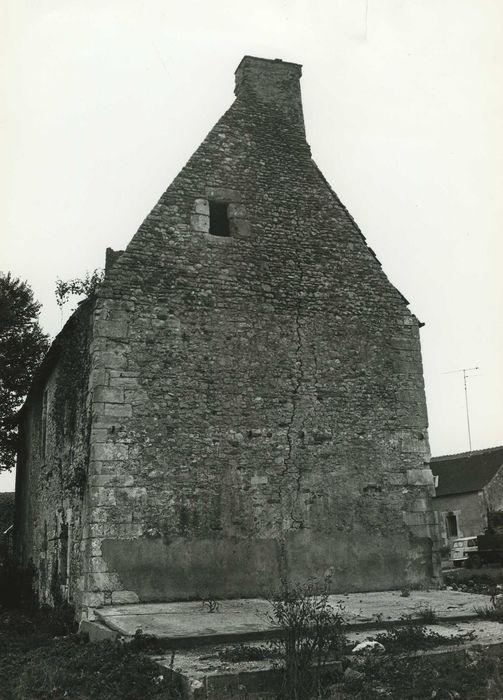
[431,446,503,545]
[0,492,15,561]
[15,56,440,616]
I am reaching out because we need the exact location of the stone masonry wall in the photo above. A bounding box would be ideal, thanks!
[79,57,439,607]
[15,301,94,606]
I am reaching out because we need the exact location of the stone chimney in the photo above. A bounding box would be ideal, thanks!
[234,56,305,135]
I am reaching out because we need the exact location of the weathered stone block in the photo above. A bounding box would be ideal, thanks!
[94,320,128,339]
[91,442,128,461]
[103,403,132,418]
[86,572,123,592]
[93,386,125,404]
[111,590,140,605]
[193,198,209,215]
[88,556,109,573]
[190,213,209,233]
[228,203,247,218]
[407,469,434,486]
[80,592,105,607]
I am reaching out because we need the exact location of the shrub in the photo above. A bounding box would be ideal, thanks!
[268,577,347,700]
[373,623,463,654]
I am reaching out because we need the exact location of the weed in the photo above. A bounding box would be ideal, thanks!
[200,594,220,613]
[373,623,462,654]
[474,604,503,622]
[415,603,437,623]
[268,576,347,700]
[400,587,411,597]
[343,652,501,699]
[218,644,274,662]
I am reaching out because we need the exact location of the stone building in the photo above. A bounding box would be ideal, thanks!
[15,56,440,614]
[431,446,503,545]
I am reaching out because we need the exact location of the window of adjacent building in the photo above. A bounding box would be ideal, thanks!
[209,201,230,237]
[446,512,458,538]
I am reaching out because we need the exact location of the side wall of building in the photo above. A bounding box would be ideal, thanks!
[15,302,94,606]
[432,491,486,545]
[78,86,439,608]
[485,468,503,513]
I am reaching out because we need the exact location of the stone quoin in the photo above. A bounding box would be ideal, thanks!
[15,56,441,616]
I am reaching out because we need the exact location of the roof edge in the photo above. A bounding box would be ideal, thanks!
[431,445,503,462]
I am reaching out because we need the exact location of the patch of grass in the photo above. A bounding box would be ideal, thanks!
[0,607,182,700]
[342,652,502,700]
[218,643,274,662]
[0,560,37,609]
[474,604,503,622]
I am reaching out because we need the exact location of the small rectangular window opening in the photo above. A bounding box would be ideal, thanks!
[446,513,458,538]
[209,201,230,237]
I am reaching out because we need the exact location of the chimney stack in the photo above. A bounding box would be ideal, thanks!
[234,56,305,135]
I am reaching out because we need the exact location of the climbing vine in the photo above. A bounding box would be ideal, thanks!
[51,301,93,495]
[55,270,104,309]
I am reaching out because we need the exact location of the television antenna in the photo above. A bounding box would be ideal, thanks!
[443,366,479,452]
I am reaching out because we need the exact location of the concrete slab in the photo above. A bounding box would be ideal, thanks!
[153,620,503,700]
[92,589,490,643]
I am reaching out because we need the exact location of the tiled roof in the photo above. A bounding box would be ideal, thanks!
[431,446,503,497]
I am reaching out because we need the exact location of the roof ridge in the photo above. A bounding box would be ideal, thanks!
[431,445,503,462]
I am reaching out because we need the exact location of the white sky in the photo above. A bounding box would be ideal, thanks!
[1,0,502,491]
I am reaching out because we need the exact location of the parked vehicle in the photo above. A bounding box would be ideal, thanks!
[451,534,503,568]
[451,536,479,567]
[472,534,503,568]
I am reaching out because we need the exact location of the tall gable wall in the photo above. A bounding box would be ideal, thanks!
[81,58,439,607]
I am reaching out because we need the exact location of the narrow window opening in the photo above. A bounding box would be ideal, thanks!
[209,201,230,237]
[446,513,458,538]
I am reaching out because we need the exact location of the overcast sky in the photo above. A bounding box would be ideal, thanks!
[1,0,502,491]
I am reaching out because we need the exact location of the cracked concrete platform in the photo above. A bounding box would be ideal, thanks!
[86,589,491,644]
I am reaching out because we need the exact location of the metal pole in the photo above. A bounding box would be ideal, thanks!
[443,366,479,453]
[463,369,473,453]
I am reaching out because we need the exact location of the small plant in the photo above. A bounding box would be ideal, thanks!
[373,623,463,654]
[268,576,347,700]
[474,605,503,622]
[400,587,411,597]
[55,269,104,308]
[415,603,437,623]
[218,643,274,662]
[200,594,220,613]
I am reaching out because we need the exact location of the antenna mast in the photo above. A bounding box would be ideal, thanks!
[444,366,479,452]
